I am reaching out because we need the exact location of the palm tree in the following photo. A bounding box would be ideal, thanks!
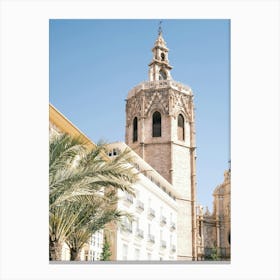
[49,133,136,261]
[65,193,127,261]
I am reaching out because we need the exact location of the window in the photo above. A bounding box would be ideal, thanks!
[159,69,167,80]
[177,114,185,141]
[123,216,132,232]
[152,111,161,137]
[135,217,139,230]
[122,244,128,260]
[161,52,165,61]
[89,250,93,261]
[133,117,138,142]
[134,248,140,260]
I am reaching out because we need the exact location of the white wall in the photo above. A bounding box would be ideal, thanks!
[116,173,178,261]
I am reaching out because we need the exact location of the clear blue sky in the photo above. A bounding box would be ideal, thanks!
[49,19,230,211]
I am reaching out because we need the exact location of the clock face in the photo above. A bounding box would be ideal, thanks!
[159,70,167,80]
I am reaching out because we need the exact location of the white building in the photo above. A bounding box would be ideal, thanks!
[83,230,104,261]
[60,230,103,261]
[107,142,178,261]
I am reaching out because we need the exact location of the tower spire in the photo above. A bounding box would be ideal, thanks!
[148,22,172,81]
[158,20,163,35]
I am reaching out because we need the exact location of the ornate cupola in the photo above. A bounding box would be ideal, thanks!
[148,29,173,81]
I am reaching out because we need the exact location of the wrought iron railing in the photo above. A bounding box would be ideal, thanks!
[160,216,167,226]
[148,208,155,218]
[171,244,176,252]
[122,221,132,233]
[124,193,133,204]
[170,222,176,231]
[160,240,167,248]
[136,228,144,239]
[147,234,155,243]
[136,200,144,211]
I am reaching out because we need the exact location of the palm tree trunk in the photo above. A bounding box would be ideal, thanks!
[49,236,63,261]
[70,247,81,261]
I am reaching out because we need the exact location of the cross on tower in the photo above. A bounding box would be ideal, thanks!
[158,20,163,35]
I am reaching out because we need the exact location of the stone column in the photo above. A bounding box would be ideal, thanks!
[140,94,145,159]
[189,95,197,260]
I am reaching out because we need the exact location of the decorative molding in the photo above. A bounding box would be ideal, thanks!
[126,95,142,125]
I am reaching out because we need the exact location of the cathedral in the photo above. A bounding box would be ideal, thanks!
[196,169,231,260]
[49,26,230,261]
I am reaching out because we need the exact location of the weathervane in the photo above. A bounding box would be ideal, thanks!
[158,20,163,35]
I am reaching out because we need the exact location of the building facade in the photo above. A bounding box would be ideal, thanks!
[107,142,178,261]
[125,30,197,260]
[196,169,231,260]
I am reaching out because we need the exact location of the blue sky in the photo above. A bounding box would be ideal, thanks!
[49,19,230,210]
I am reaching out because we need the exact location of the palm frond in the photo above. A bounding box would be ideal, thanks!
[49,133,138,260]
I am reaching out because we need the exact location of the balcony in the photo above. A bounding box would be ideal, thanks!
[170,244,176,253]
[147,234,155,243]
[122,221,132,233]
[136,200,144,212]
[136,228,144,239]
[160,240,167,249]
[127,80,191,99]
[147,208,155,219]
[160,216,167,226]
[170,222,176,231]
[123,193,133,206]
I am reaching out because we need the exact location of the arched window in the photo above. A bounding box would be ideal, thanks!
[159,69,167,80]
[177,114,185,141]
[152,111,161,137]
[133,117,138,142]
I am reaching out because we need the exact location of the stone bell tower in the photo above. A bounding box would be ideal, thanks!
[125,27,197,260]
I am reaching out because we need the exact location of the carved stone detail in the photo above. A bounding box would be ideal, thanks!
[171,91,191,121]
[144,90,169,116]
[126,94,142,125]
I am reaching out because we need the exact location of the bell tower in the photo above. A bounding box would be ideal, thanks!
[148,27,172,82]
[125,27,197,260]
